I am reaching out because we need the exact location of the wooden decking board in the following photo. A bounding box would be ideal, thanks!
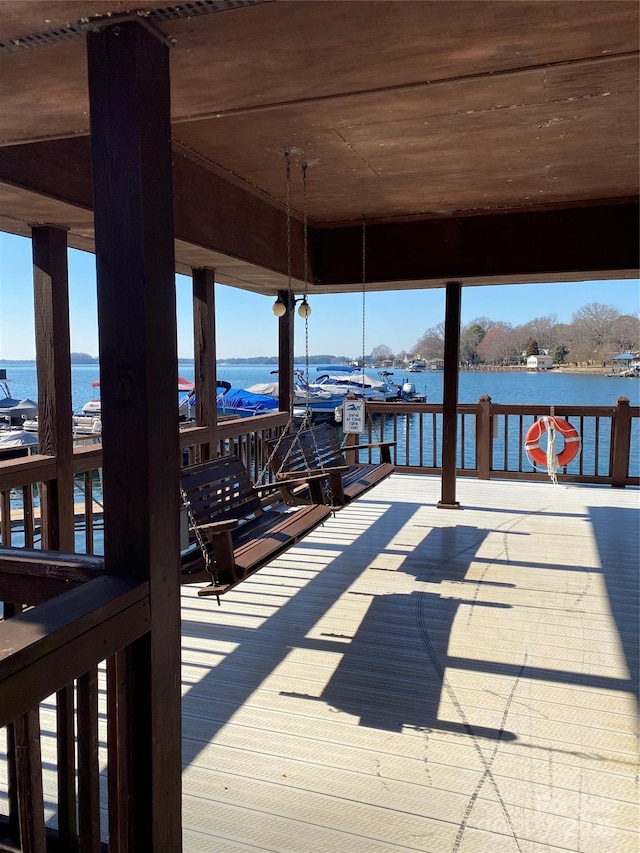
[178,475,638,851]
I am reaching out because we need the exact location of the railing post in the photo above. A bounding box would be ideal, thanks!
[611,396,631,488]
[343,430,359,464]
[476,395,492,480]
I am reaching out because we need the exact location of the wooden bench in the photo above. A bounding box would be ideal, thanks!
[265,422,395,508]
[180,454,332,597]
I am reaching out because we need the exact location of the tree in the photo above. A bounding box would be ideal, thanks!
[459,319,488,365]
[520,314,558,353]
[570,302,621,363]
[370,344,394,364]
[550,343,568,364]
[476,323,520,364]
[525,338,539,357]
[610,314,640,354]
[412,322,445,361]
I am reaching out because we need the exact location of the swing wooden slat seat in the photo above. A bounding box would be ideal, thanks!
[180,454,332,597]
[265,421,395,508]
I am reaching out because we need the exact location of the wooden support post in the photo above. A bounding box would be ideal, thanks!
[476,395,492,480]
[87,19,182,851]
[192,267,217,460]
[438,281,462,509]
[31,225,75,552]
[277,290,295,418]
[611,396,631,487]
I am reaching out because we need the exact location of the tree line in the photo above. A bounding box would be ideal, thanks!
[369,303,640,367]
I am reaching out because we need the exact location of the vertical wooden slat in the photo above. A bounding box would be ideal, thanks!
[77,668,100,852]
[13,709,46,853]
[22,485,34,548]
[595,416,601,476]
[107,652,129,853]
[4,604,19,844]
[432,412,437,468]
[56,685,77,849]
[87,20,182,850]
[32,225,75,553]
[1,490,11,546]
[84,472,94,555]
[192,267,217,461]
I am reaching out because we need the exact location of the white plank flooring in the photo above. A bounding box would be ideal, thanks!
[179,475,639,852]
[1,475,638,851]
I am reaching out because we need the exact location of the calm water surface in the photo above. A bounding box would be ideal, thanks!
[2,362,638,413]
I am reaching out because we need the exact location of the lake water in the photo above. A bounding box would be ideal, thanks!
[2,361,639,413]
[1,361,637,563]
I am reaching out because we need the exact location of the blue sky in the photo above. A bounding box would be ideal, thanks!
[1,232,638,360]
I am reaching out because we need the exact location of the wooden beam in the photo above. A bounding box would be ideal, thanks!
[438,281,461,510]
[312,202,640,285]
[31,224,75,552]
[87,20,182,850]
[277,290,295,414]
[192,267,217,458]
[0,546,104,606]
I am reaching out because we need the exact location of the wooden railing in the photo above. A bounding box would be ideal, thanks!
[352,395,639,487]
[0,398,637,848]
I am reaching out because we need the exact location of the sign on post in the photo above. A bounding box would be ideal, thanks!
[342,398,366,434]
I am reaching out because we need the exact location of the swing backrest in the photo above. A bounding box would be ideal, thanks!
[181,455,264,530]
[267,423,344,477]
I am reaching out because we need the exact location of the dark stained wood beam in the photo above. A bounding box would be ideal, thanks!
[192,267,217,458]
[31,225,75,552]
[438,281,462,510]
[312,202,640,285]
[277,290,295,414]
[87,20,182,851]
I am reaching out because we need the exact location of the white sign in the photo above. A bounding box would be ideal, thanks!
[342,399,366,433]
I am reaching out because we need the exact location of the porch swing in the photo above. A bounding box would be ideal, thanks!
[266,213,396,508]
[179,153,333,602]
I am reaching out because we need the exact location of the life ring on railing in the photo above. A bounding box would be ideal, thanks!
[525,416,581,468]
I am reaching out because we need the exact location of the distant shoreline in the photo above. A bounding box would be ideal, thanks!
[0,359,631,377]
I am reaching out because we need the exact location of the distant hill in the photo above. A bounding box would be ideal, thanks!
[71,352,98,364]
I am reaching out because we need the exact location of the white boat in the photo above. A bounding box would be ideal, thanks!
[0,428,40,460]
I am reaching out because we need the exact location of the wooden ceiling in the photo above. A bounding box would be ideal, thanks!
[0,0,637,294]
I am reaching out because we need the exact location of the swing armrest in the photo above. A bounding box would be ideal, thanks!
[341,440,395,450]
[340,440,395,463]
[197,519,239,536]
[275,468,348,481]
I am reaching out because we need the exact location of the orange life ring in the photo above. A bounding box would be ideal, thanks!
[525,416,581,468]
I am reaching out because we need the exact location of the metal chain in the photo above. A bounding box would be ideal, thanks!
[302,162,312,425]
[361,214,366,386]
[255,151,296,486]
[180,485,217,585]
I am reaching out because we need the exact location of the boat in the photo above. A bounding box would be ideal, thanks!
[0,429,40,460]
[309,366,425,403]
[0,370,38,427]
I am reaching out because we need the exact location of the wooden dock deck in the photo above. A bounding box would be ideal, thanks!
[177,474,639,852]
[3,474,639,851]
